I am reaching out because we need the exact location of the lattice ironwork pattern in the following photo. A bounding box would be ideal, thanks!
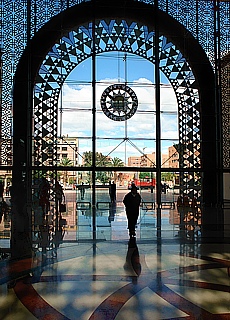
[33,88,58,166]
[222,61,230,169]
[0,0,27,165]
[1,0,230,167]
[33,19,200,197]
[220,1,230,170]
[220,1,230,60]
[196,0,215,65]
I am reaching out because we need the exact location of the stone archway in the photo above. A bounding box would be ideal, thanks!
[34,18,200,200]
[12,0,217,257]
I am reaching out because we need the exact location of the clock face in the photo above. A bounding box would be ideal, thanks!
[100,84,138,121]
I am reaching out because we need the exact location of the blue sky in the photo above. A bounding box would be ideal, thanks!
[59,52,179,164]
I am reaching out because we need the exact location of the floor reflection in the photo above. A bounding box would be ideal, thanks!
[0,238,230,319]
[124,238,141,284]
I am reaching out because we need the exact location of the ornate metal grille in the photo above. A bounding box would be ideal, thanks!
[220,1,230,59]
[222,59,230,169]
[33,19,200,198]
[1,1,27,165]
[0,0,229,172]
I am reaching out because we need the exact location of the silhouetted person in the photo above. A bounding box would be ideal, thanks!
[177,195,183,207]
[0,200,9,223]
[39,177,50,217]
[39,223,50,255]
[5,185,10,196]
[54,181,64,205]
[8,185,12,197]
[110,181,116,203]
[109,181,112,202]
[80,182,85,200]
[123,185,141,238]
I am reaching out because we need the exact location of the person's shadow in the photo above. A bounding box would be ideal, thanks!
[124,238,141,283]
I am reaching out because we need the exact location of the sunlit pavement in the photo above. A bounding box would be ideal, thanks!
[0,190,229,319]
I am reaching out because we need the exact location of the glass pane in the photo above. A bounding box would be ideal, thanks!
[59,59,93,157]
[161,139,180,169]
[160,71,179,170]
[96,52,155,167]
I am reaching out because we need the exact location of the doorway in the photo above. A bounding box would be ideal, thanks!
[12,2,217,254]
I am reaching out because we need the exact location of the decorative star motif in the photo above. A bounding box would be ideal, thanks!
[100,84,138,121]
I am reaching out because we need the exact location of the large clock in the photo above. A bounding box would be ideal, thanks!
[100,84,138,121]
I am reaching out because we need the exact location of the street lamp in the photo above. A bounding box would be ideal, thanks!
[141,147,146,167]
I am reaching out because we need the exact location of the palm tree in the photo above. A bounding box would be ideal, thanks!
[59,158,73,166]
[58,158,73,186]
[83,151,111,167]
[82,151,111,184]
[111,157,124,166]
[82,152,125,184]
[110,157,124,183]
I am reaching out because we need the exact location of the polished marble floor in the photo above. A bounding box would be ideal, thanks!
[0,198,230,320]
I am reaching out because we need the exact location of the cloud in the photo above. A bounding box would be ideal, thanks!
[59,78,178,161]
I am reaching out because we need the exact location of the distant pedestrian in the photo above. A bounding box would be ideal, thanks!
[123,185,141,238]
[0,200,10,223]
[5,184,10,196]
[39,178,50,217]
[110,181,116,203]
[80,182,85,200]
[54,181,64,205]
[8,185,12,197]
[177,195,183,207]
